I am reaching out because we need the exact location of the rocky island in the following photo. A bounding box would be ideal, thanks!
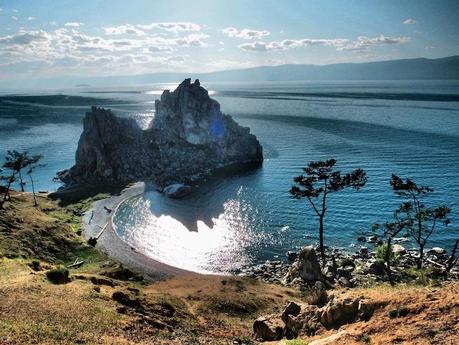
[59,79,263,197]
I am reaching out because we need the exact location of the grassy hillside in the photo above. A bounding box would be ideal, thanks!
[0,192,457,344]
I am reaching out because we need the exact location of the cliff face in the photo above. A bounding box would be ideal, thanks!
[60,79,263,190]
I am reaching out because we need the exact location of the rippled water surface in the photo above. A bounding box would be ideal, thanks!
[1,81,459,273]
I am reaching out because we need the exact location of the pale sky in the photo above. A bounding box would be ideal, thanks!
[0,0,458,81]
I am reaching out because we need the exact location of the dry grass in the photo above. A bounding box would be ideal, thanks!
[1,192,458,344]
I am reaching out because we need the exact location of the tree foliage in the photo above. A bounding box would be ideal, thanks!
[390,174,451,268]
[290,159,367,265]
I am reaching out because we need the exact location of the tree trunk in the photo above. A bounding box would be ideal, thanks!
[319,214,325,266]
[446,240,458,272]
[418,244,424,269]
[18,171,24,192]
[1,177,14,209]
[385,238,394,286]
[29,174,37,206]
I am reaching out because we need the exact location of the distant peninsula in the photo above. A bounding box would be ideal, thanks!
[5,55,459,89]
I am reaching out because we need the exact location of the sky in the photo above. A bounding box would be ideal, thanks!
[0,0,458,81]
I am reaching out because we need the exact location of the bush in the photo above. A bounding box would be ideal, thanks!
[29,260,41,271]
[46,267,70,284]
[376,244,398,264]
[285,339,308,345]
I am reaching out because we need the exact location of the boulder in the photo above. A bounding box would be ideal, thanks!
[307,281,328,305]
[287,251,298,263]
[253,315,284,341]
[392,244,407,256]
[297,246,323,283]
[320,298,360,329]
[366,260,386,275]
[281,301,302,323]
[59,79,263,191]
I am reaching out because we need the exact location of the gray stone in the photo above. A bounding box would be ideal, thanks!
[368,235,377,243]
[297,246,323,283]
[428,247,446,255]
[359,247,369,256]
[366,260,385,275]
[392,244,407,256]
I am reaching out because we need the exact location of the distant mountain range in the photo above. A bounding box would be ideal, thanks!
[3,55,459,90]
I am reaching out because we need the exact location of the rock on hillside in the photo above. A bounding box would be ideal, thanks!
[59,79,263,192]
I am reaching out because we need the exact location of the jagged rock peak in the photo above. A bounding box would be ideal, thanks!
[59,79,263,193]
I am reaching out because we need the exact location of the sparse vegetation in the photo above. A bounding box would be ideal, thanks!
[290,159,367,265]
[45,267,70,284]
[390,174,451,269]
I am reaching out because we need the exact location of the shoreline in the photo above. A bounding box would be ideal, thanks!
[83,181,197,281]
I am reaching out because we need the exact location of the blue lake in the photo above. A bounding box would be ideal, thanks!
[1,80,458,273]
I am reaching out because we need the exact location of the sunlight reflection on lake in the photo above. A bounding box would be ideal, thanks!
[113,186,272,273]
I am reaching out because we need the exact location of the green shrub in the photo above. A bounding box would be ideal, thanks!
[46,267,70,284]
[376,243,398,264]
[285,339,308,345]
[356,334,372,344]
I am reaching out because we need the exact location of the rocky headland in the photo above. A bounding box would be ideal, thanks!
[58,78,263,196]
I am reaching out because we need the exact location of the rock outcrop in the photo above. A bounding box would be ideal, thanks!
[253,297,377,342]
[59,79,263,193]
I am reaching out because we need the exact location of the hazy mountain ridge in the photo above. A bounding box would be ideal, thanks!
[2,55,459,90]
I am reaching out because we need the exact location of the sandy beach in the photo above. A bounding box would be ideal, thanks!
[82,182,196,280]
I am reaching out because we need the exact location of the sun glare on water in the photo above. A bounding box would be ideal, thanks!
[113,190,261,273]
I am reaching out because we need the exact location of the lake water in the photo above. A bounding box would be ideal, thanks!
[1,80,458,273]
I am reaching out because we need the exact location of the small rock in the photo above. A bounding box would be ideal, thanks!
[357,236,366,243]
[368,235,377,243]
[366,260,385,276]
[307,281,328,306]
[392,244,407,256]
[359,247,369,256]
[253,315,284,341]
[287,251,298,263]
[428,247,446,255]
[337,276,354,288]
[281,301,302,323]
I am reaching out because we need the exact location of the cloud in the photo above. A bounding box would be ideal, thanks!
[11,16,18,21]
[174,33,209,47]
[338,35,410,51]
[104,24,145,36]
[49,21,57,26]
[222,27,270,40]
[27,16,36,21]
[138,22,201,33]
[403,18,417,25]
[239,35,409,52]
[239,38,348,51]
[64,22,83,28]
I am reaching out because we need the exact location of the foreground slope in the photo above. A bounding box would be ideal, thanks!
[0,192,457,344]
